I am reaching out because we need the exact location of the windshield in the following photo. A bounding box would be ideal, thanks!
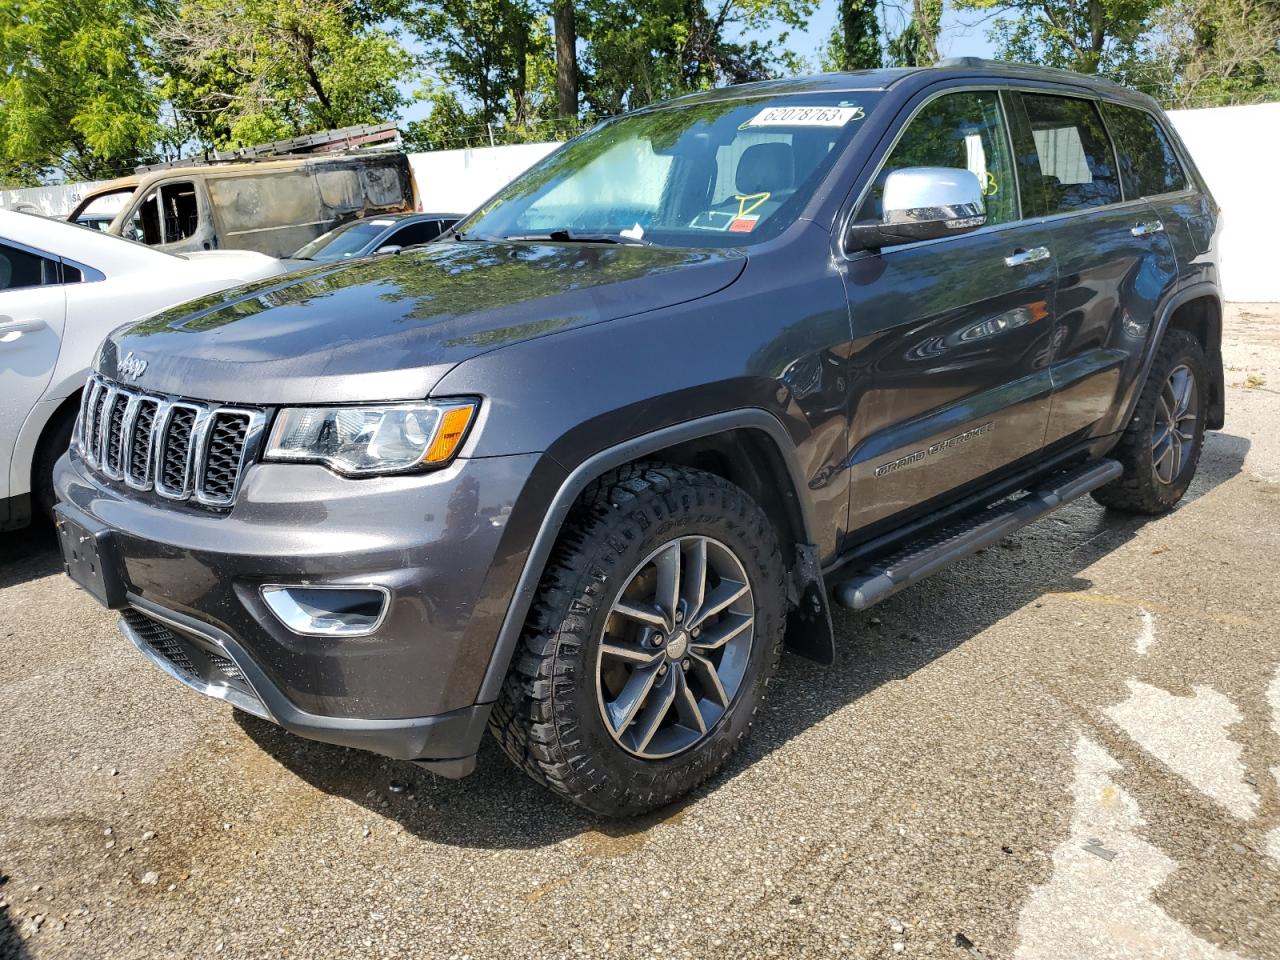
[458,93,882,248]
[294,218,398,260]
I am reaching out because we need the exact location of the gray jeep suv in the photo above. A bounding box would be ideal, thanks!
[55,59,1223,816]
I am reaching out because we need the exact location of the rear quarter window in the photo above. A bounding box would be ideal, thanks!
[1099,102,1188,198]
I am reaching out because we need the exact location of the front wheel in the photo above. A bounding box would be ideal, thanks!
[1092,329,1208,514]
[490,463,785,816]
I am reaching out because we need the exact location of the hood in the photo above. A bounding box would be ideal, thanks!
[100,241,746,404]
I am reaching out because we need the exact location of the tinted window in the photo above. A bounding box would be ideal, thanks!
[1019,94,1122,213]
[857,90,1018,226]
[293,219,396,261]
[1100,102,1188,198]
[386,220,444,246]
[0,243,57,291]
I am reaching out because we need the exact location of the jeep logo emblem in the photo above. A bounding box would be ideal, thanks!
[118,351,147,380]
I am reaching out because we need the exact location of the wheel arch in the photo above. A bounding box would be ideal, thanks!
[476,410,836,704]
[1119,283,1225,435]
[1162,290,1224,429]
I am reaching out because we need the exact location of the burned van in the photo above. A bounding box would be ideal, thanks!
[67,152,416,258]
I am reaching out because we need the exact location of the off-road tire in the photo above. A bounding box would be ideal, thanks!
[489,462,786,817]
[1092,329,1208,514]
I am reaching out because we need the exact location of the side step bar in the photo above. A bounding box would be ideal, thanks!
[832,458,1123,611]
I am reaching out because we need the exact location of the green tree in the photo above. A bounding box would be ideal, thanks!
[887,0,943,66]
[406,0,553,131]
[0,0,166,182]
[156,0,413,148]
[824,0,881,71]
[954,0,1159,77]
[580,0,813,115]
[1146,0,1280,105]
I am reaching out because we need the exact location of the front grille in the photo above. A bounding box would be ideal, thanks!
[126,399,159,486]
[78,375,264,507]
[202,414,251,502]
[157,406,198,497]
[104,393,128,475]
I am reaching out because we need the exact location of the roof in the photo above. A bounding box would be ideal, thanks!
[0,208,172,271]
[648,58,1151,110]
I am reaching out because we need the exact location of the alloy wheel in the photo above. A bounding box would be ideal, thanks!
[1151,363,1198,485]
[595,536,755,760]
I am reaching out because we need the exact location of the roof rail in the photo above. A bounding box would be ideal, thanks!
[135,123,402,173]
[931,57,1130,92]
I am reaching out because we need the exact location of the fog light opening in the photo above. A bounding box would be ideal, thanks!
[260,585,390,637]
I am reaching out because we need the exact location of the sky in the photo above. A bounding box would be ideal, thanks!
[397,0,1001,127]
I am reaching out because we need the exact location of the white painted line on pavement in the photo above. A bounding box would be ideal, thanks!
[1134,608,1156,656]
[1106,680,1259,819]
[1015,737,1244,959]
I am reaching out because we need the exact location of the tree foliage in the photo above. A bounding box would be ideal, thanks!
[955,0,1160,77]
[156,0,412,148]
[0,0,167,181]
[5,0,1280,185]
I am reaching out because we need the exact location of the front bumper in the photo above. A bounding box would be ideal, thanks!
[55,447,564,773]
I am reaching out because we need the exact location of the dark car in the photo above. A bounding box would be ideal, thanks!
[285,213,464,267]
[55,59,1224,816]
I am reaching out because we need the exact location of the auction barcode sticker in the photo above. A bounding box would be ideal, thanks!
[742,105,864,128]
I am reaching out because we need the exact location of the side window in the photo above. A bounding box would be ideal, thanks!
[1099,102,1188,198]
[386,220,441,247]
[160,181,200,242]
[1018,94,1122,213]
[124,190,163,245]
[857,90,1018,227]
[0,242,59,291]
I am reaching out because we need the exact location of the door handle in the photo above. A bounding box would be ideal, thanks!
[1004,246,1051,267]
[1131,220,1165,238]
[0,317,47,342]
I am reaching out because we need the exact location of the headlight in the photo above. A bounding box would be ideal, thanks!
[263,401,477,475]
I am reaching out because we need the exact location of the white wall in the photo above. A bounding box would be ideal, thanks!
[1167,102,1280,303]
[0,179,114,218]
[408,141,560,214]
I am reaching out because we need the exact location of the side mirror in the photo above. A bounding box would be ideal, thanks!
[848,167,986,251]
[375,244,403,256]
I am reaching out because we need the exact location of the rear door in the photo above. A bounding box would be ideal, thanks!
[0,241,68,501]
[1010,91,1180,449]
[838,87,1059,533]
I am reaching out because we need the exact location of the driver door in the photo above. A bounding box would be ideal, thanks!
[837,87,1058,534]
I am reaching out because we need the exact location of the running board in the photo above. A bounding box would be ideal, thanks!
[832,459,1123,611]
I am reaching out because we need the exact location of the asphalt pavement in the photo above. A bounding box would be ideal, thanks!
[2,304,1278,960]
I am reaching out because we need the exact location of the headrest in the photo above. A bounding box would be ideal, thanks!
[736,142,795,195]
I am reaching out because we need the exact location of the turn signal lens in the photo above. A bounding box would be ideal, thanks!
[423,404,476,464]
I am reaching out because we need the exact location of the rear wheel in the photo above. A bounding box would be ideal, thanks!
[1092,329,1207,515]
[490,463,785,816]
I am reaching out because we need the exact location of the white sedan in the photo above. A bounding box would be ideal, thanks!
[0,210,288,531]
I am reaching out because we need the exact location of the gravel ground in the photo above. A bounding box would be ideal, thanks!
[2,304,1278,960]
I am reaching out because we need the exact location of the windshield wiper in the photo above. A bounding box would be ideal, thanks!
[501,229,653,246]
